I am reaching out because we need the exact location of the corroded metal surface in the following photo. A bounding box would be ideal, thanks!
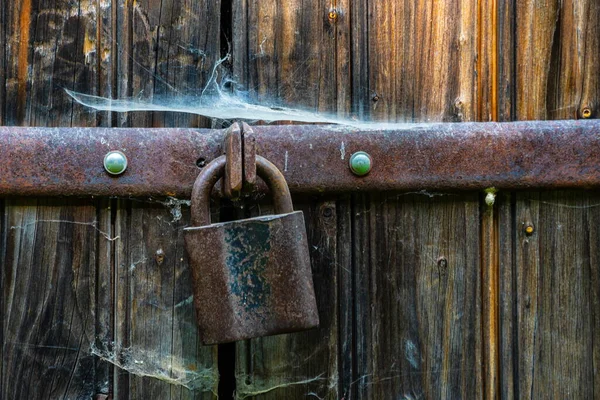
[251,119,600,192]
[185,211,319,344]
[0,126,221,197]
[1,120,599,197]
[241,122,257,190]
[185,155,318,344]
[222,122,243,198]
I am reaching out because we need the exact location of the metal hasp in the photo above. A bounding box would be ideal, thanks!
[184,155,319,345]
[0,119,599,196]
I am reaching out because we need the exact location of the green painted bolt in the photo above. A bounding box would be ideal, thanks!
[349,151,372,176]
[104,151,128,175]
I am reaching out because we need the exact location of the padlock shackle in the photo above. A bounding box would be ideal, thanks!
[191,155,294,226]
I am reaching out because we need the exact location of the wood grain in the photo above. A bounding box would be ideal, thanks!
[0,4,6,125]
[3,0,112,126]
[352,193,483,399]
[1,199,106,399]
[515,0,600,120]
[114,200,218,399]
[361,1,479,122]
[235,199,342,399]
[498,192,516,400]
[115,0,222,128]
[481,194,499,400]
[500,191,600,399]
[232,0,338,113]
[497,0,516,122]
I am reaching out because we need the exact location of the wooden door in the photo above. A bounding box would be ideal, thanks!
[1,1,599,399]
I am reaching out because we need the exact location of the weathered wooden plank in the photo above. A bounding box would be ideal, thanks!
[232,0,338,113]
[96,199,114,398]
[360,1,479,122]
[516,0,600,120]
[113,200,218,399]
[497,0,516,122]
[3,0,112,126]
[352,193,482,399]
[0,3,6,125]
[0,198,5,389]
[336,197,354,399]
[498,192,516,400]
[479,0,499,122]
[1,199,104,399]
[115,0,221,128]
[500,191,600,399]
[481,191,499,400]
[235,199,342,399]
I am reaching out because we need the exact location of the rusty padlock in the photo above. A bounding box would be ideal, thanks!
[184,155,319,345]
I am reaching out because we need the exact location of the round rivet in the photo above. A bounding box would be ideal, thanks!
[349,151,372,176]
[104,151,128,175]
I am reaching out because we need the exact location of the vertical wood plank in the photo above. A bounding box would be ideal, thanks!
[515,0,600,120]
[360,1,478,122]
[478,0,498,121]
[115,0,222,128]
[3,0,112,126]
[232,1,338,112]
[336,196,353,399]
[481,192,499,400]
[235,199,342,399]
[504,191,600,399]
[0,199,5,388]
[96,199,114,397]
[352,193,482,399]
[1,199,103,399]
[0,2,6,125]
[498,192,516,400]
[497,0,516,122]
[114,201,218,400]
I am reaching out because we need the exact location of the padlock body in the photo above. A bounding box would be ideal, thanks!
[184,211,319,344]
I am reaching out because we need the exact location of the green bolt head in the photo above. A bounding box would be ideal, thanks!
[104,151,128,175]
[349,151,372,176]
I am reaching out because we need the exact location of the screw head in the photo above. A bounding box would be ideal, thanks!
[524,224,535,235]
[104,151,128,175]
[349,151,372,176]
[582,107,592,119]
[328,9,338,21]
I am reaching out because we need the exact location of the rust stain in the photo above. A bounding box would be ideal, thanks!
[17,0,32,117]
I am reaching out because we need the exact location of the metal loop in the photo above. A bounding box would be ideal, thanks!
[190,155,294,227]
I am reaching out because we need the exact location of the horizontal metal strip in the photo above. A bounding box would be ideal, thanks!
[1,120,599,197]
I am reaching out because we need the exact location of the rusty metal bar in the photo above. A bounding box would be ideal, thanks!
[0,120,599,197]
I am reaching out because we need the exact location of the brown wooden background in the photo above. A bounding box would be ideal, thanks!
[1,1,599,399]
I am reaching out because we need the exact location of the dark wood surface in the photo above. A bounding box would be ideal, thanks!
[500,191,600,399]
[113,201,218,399]
[351,193,482,399]
[1,0,600,399]
[1,199,104,399]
